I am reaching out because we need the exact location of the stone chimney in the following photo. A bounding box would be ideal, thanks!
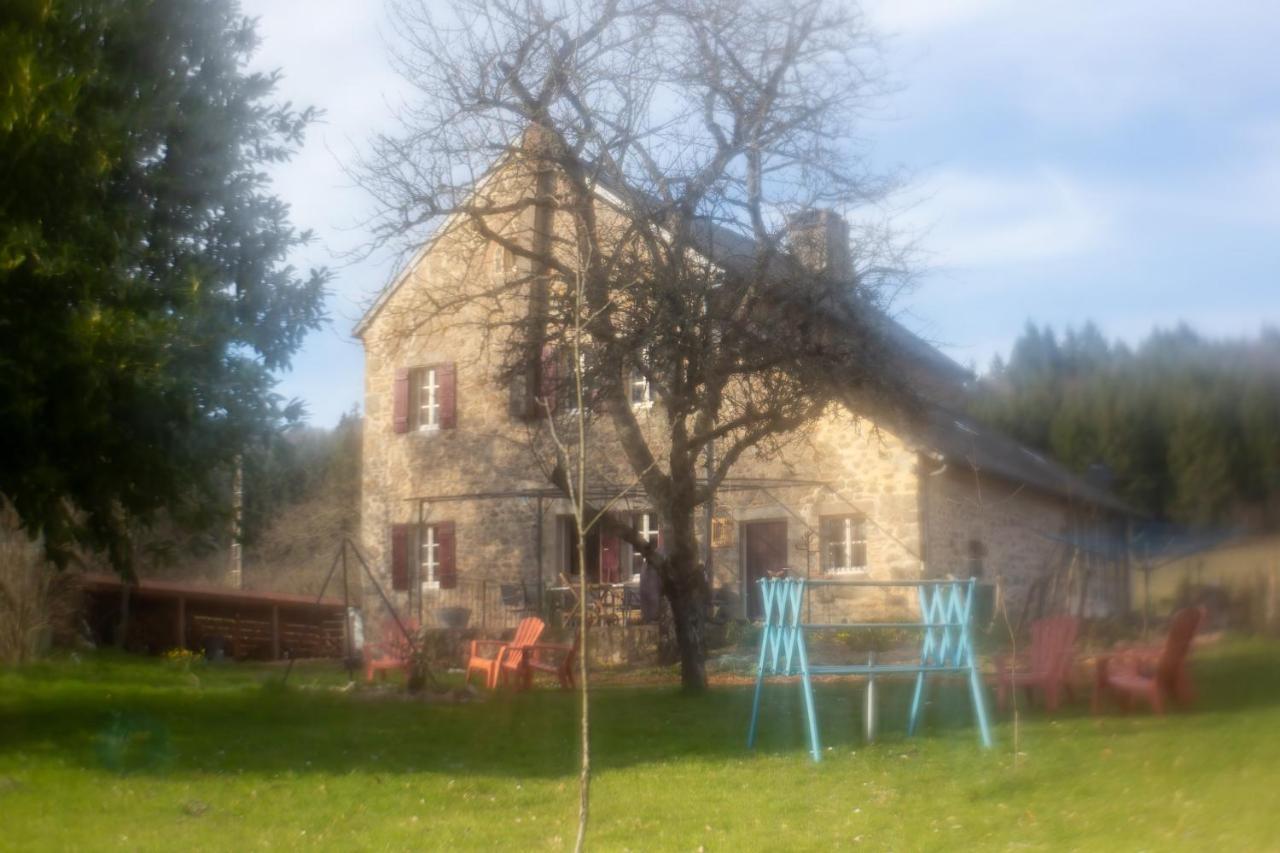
[787,209,851,281]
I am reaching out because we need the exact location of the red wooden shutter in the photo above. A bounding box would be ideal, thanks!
[436,521,457,589]
[539,343,559,416]
[392,368,411,434]
[599,532,621,583]
[437,362,457,429]
[390,524,410,591]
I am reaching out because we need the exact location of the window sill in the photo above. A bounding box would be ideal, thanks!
[825,567,868,576]
[421,581,440,592]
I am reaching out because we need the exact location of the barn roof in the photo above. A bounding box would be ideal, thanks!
[79,573,350,610]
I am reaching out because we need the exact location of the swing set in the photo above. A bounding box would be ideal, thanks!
[746,577,994,762]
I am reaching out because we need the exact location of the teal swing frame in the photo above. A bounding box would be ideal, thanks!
[746,577,994,762]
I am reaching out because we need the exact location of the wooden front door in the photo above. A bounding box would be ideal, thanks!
[743,520,788,621]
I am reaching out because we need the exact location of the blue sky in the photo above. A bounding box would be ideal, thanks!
[243,0,1280,427]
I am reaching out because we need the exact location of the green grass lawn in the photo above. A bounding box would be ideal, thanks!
[2,641,1279,851]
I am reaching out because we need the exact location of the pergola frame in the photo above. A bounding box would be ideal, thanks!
[403,476,834,621]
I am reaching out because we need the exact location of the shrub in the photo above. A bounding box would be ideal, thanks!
[0,501,82,664]
[1,504,51,663]
[725,620,761,651]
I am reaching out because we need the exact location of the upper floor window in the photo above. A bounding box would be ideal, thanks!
[414,366,440,430]
[820,514,867,574]
[540,345,604,415]
[490,244,514,280]
[392,363,456,434]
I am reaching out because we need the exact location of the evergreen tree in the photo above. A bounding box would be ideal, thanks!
[0,0,327,572]
[972,323,1280,527]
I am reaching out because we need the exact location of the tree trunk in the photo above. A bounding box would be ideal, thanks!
[663,554,710,692]
[114,581,131,651]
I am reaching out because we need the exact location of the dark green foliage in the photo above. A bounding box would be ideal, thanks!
[240,409,362,547]
[972,323,1280,526]
[0,0,327,571]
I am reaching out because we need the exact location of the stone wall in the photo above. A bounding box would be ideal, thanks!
[359,193,549,633]
[707,412,926,622]
[358,160,1125,640]
[920,464,1127,624]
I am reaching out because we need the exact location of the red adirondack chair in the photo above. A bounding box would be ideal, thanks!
[1092,606,1205,714]
[527,639,578,690]
[993,614,1080,712]
[364,618,419,683]
[465,616,545,690]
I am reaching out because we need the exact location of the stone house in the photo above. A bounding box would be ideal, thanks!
[354,160,1132,636]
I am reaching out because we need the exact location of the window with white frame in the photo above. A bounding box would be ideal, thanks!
[632,512,659,579]
[630,370,653,407]
[490,244,513,279]
[419,524,440,589]
[820,514,867,574]
[412,366,440,430]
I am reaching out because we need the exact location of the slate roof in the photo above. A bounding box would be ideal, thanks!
[685,212,1132,514]
[913,405,1135,514]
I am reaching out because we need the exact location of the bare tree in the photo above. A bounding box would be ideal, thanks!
[361,0,916,690]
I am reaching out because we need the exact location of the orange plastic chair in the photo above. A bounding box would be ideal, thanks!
[364,618,419,683]
[993,615,1080,712]
[465,616,545,690]
[1092,606,1205,714]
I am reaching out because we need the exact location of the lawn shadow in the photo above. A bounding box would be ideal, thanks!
[0,670,998,780]
[1,641,1276,782]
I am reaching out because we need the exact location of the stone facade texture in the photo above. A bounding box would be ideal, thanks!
[358,165,1127,637]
